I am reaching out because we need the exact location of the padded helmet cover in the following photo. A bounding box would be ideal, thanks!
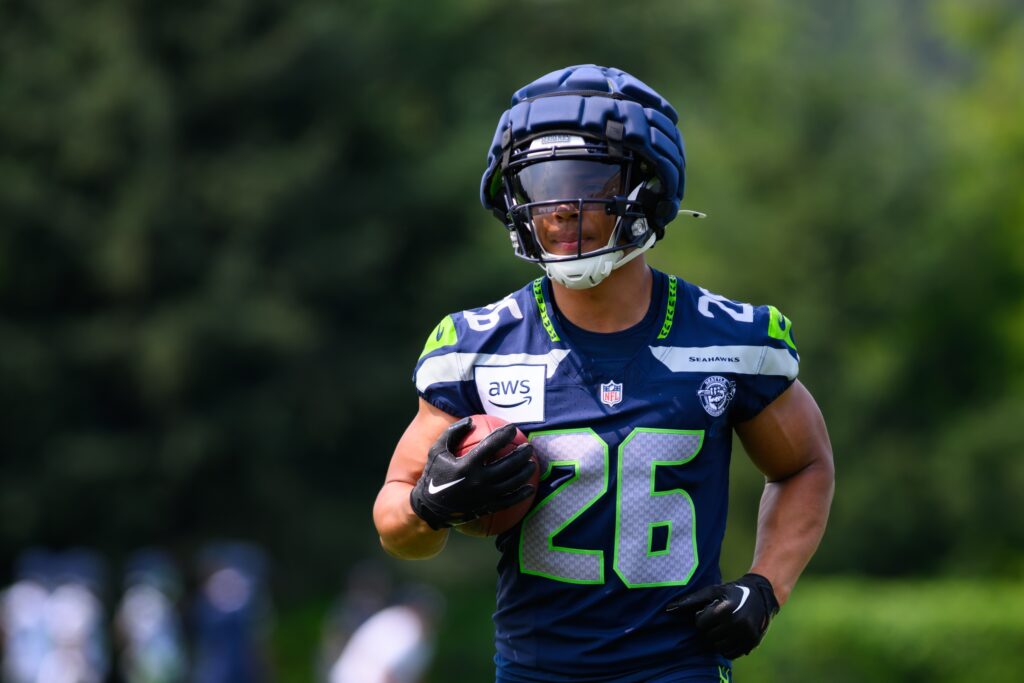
[481,65,686,230]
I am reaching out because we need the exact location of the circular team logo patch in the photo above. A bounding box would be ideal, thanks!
[697,375,736,417]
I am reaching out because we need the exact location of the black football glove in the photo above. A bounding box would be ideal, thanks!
[409,417,537,530]
[665,573,780,659]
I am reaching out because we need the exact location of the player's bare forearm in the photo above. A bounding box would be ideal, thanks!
[736,380,835,606]
[748,453,833,605]
[373,481,450,559]
[374,398,460,560]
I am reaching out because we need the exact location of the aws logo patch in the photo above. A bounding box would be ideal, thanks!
[473,364,545,424]
[487,379,533,408]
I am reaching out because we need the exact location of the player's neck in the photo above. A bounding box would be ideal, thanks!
[550,258,653,333]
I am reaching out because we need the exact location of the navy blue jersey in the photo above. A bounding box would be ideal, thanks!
[413,270,798,680]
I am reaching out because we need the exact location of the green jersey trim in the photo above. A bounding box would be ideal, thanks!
[534,273,675,343]
[767,305,797,352]
[656,275,678,340]
[533,278,561,342]
[419,314,458,359]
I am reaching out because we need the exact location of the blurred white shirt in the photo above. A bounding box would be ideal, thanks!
[328,605,433,683]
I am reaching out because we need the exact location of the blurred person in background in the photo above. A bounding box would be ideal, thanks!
[1,549,109,683]
[374,65,834,682]
[114,550,187,683]
[41,549,109,683]
[1,550,52,683]
[326,585,442,683]
[316,560,394,681]
[190,543,272,683]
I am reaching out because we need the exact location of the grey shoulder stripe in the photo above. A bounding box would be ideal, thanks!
[416,350,571,393]
[649,345,799,380]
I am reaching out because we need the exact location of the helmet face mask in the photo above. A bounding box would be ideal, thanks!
[499,134,659,288]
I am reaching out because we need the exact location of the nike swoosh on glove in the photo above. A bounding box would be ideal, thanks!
[665,573,780,659]
[409,417,537,530]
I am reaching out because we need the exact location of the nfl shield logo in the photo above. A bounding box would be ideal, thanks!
[600,381,623,407]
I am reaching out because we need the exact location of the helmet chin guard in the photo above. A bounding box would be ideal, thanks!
[542,232,656,289]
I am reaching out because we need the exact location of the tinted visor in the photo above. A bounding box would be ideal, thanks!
[508,159,624,205]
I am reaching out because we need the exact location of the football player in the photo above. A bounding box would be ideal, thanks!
[373,65,834,682]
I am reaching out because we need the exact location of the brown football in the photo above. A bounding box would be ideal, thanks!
[453,414,540,537]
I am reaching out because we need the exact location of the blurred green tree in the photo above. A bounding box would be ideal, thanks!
[0,0,1021,606]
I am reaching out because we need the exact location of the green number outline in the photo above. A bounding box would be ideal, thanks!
[613,428,704,588]
[518,427,705,588]
[518,428,609,585]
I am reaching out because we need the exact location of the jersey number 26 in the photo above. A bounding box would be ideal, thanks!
[519,428,703,588]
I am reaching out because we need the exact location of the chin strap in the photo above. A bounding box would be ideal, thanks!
[543,231,657,289]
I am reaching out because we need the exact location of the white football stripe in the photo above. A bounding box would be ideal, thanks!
[649,345,799,379]
[416,350,571,392]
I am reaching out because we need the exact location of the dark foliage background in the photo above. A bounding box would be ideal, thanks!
[1,0,1022,679]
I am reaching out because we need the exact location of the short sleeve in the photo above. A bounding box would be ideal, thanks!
[412,314,483,418]
[729,305,800,423]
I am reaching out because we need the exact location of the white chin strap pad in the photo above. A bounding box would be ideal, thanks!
[542,233,656,289]
[544,251,621,289]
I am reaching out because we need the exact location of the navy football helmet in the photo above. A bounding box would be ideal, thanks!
[481,65,688,289]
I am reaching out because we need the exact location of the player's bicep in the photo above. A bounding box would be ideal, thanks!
[734,380,832,482]
[383,398,460,486]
